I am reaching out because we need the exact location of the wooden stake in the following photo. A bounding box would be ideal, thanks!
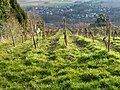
[21,34,24,43]
[42,22,46,40]
[30,20,37,49]
[63,17,68,46]
[10,29,15,47]
[107,21,112,52]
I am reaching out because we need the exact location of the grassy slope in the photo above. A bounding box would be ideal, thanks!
[0,30,120,89]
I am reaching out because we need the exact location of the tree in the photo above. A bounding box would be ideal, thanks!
[10,0,27,25]
[90,13,109,27]
[95,13,108,27]
[0,0,10,21]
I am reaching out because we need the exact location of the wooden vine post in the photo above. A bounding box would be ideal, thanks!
[89,30,94,42]
[9,18,16,47]
[84,28,88,37]
[30,20,37,49]
[63,17,68,46]
[107,21,112,52]
[9,28,15,47]
[23,22,27,41]
[42,21,46,40]
[21,33,24,43]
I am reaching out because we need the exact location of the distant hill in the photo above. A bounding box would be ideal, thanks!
[101,1,120,8]
[18,0,120,8]
[90,0,120,8]
[18,0,74,6]
[24,0,120,25]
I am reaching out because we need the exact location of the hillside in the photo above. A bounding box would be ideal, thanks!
[24,0,120,26]
[0,0,28,46]
[0,28,120,89]
[0,0,27,25]
[0,0,120,90]
[18,0,120,7]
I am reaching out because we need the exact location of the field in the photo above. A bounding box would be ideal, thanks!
[0,29,120,89]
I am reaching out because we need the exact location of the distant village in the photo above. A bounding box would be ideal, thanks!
[25,1,120,26]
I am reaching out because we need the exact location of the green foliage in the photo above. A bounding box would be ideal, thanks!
[0,32,120,89]
[90,13,109,27]
[0,0,10,21]
[0,0,27,27]
[10,0,27,24]
[0,0,10,29]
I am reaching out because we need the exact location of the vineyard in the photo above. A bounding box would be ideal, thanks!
[0,0,120,90]
[0,15,120,89]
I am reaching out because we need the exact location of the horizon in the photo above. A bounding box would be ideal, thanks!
[19,0,91,2]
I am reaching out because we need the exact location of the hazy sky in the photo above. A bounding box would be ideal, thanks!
[19,0,120,3]
[19,0,91,2]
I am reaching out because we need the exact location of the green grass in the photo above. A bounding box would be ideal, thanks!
[0,32,120,90]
